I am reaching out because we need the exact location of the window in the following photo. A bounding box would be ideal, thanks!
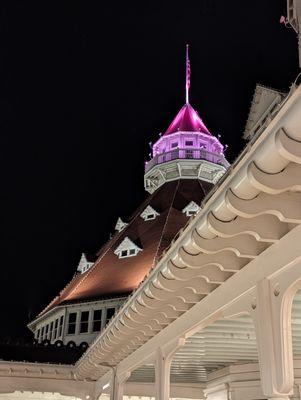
[182,201,200,217]
[120,248,138,258]
[187,210,197,216]
[58,315,64,337]
[68,313,77,335]
[80,311,89,333]
[140,206,159,221]
[36,329,40,340]
[41,326,44,340]
[49,321,54,340]
[106,307,115,325]
[53,318,59,339]
[93,309,102,332]
[171,142,178,148]
[114,237,142,259]
[45,324,49,339]
[185,150,193,158]
[185,140,193,146]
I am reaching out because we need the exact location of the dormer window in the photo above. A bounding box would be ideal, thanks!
[182,201,200,217]
[77,253,95,274]
[115,217,128,232]
[140,205,159,221]
[114,237,142,259]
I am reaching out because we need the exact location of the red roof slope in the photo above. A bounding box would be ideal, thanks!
[164,103,211,136]
[39,180,213,316]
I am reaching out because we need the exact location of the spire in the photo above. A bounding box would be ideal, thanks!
[185,44,191,104]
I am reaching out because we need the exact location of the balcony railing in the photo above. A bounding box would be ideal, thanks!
[145,148,229,173]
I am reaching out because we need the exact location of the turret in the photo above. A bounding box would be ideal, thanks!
[144,46,229,193]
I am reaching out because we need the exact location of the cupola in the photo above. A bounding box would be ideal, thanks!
[144,45,229,193]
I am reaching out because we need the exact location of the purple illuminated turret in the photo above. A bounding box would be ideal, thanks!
[150,102,224,159]
[144,46,229,193]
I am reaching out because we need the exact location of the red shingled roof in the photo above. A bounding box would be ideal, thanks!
[38,179,213,316]
[164,103,211,136]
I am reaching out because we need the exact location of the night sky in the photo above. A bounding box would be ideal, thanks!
[0,0,298,338]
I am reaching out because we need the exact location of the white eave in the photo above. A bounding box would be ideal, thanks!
[243,84,286,140]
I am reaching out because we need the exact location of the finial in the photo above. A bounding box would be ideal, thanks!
[185,44,191,104]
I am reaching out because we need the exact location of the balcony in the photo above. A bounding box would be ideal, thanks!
[145,147,229,173]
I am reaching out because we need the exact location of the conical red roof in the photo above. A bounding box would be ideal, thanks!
[164,103,211,136]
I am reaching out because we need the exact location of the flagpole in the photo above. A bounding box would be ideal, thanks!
[186,44,190,104]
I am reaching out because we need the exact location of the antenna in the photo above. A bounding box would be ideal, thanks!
[186,44,191,104]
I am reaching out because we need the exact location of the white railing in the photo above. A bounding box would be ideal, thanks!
[145,147,229,173]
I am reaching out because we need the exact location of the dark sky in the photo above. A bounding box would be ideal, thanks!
[0,0,298,338]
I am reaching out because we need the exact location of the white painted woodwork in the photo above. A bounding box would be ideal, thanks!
[140,206,160,221]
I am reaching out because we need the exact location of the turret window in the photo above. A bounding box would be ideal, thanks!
[185,140,193,146]
[185,150,193,158]
[171,142,178,148]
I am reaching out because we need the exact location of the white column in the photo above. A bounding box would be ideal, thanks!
[251,279,294,400]
[155,337,185,400]
[110,370,131,400]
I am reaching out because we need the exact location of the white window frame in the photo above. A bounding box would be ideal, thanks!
[182,201,200,217]
[114,237,142,259]
[140,205,160,221]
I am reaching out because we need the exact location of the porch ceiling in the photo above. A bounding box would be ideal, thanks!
[130,290,301,383]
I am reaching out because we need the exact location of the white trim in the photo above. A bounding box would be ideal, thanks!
[114,237,142,259]
[140,205,160,221]
[77,253,94,274]
[115,217,128,232]
[182,201,200,217]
